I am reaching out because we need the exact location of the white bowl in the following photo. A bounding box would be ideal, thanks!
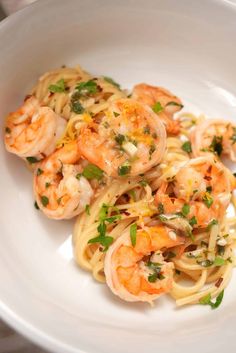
[1,1,236,352]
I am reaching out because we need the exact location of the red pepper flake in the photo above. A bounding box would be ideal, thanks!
[215,277,223,288]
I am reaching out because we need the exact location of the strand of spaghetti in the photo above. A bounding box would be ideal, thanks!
[171,269,207,299]
[176,263,233,306]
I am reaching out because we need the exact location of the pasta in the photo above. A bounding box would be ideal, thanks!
[4,64,236,308]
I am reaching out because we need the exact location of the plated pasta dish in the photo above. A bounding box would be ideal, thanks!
[4,65,236,308]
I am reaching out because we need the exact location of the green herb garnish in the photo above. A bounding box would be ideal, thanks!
[207,219,218,230]
[203,193,213,208]
[115,134,125,145]
[70,91,84,114]
[130,223,137,247]
[143,126,150,134]
[158,203,164,214]
[45,182,51,189]
[118,162,131,176]
[139,180,148,187]
[5,127,11,134]
[36,168,43,176]
[199,290,224,309]
[41,195,49,207]
[152,101,163,114]
[49,79,66,93]
[189,216,197,226]
[209,136,223,156]
[26,156,39,164]
[76,80,98,95]
[85,204,90,215]
[214,257,225,266]
[181,141,192,153]
[82,164,103,180]
[182,204,190,217]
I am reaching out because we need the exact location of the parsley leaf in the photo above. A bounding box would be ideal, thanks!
[189,216,197,226]
[199,290,224,309]
[26,156,39,164]
[158,203,164,214]
[203,193,213,208]
[115,134,125,145]
[36,168,43,176]
[130,223,137,246]
[118,161,131,176]
[41,195,49,207]
[82,164,103,180]
[214,257,225,266]
[207,219,218,230]
[85,204,90,215]
[182,204,190,217]
[70,91,84,114]
[88,220,113,252]
[48,79,66,93]
[209,136,223,156]
[76,80,98,95]
[181,141,192,153]
[152,101,163,114]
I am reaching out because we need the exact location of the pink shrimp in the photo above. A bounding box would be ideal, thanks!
[132,84,183,135]
[104,225,184,303]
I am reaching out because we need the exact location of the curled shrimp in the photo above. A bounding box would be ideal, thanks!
[77,98,166,177]
[4,96,66,159]
[104,225,184,303]
[191,119,236,161]
[34,141,93,219]
[132,84,183,135]
[155,156,234,227]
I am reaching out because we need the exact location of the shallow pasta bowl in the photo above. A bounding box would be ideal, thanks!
[0,0,236,352]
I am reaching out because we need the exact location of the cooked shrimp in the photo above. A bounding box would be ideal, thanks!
[104,225,184,303]
[132,84,183,135]
[34,141,93,219]
[191,119,236,161]
[4,96,66,159]
[77,99,166,177]
[155,156,234,227]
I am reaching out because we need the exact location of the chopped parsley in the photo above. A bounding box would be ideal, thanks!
[48,79,66,93]
[88,204,117,251]
[5,127,11,134]
[207,219,218,230]
[103,76,120,89]
[203,192,213,208]
[82,164,103,180]
[118,161,131,176]
[197,259,213,267]
[152,101,163,114]
[75,80,98,95]
[206,186,212,193]
[41,195,49,207]
[189,216,197,226]
[130,223,137,246]
[147,261,165,282]
[70,91,84,114]
[199,290,224,309]
[139,180,148,187]
[85,204,90,215]
[181,204,190,217]
[214,257,225,266]
[36,168,43,176]
[181,141,192,153]
[209,135,223,156]
[114,112,120,117]
[149,144,156,159]
[45,182,51,189]
[26,156,39,164]
[157,203,164,214]
[115,134,125,145]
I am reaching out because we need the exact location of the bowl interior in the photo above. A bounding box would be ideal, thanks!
[0,1,236,353]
